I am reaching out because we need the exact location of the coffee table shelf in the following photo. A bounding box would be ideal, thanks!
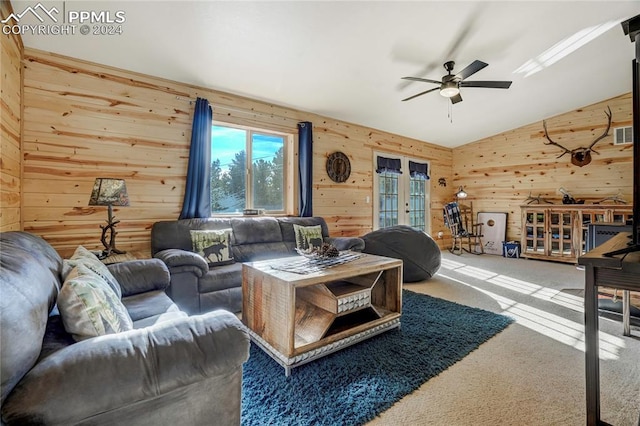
[242,253,402,376]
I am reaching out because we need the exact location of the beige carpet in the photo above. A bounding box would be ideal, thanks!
[367,252,640,426]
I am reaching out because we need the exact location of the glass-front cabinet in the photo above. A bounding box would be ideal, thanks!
[524,209,546,255]
[521,205,632,263]
[548,210,577,260]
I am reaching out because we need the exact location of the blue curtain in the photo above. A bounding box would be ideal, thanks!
[180,98,212,219]
[375,156,402,174]
[409,160,430,179]
[298,122,313,217]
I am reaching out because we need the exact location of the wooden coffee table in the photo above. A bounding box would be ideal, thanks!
[242,252,402,376]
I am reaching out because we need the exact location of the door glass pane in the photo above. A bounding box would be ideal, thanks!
[409,177,426,231]
[378,173,399,229]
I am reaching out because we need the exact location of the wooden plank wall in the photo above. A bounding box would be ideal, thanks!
[451,94,633,242]
[22,49,452,257]
[0,0,23,231]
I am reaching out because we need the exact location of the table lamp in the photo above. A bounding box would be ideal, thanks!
[88,178,129,259]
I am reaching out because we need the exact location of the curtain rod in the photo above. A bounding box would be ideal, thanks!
[175,96,299,123]
[175,96,194,105]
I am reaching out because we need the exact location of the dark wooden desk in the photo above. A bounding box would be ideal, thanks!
[578,232,640,426]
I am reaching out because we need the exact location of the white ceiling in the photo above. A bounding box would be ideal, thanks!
[10,1,640,148]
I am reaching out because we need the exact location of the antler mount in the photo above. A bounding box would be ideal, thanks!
[541,106,612,167]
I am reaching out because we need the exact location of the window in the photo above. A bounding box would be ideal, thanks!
[211,123,291,215]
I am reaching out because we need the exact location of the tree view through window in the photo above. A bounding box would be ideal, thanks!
[211,125,285,214]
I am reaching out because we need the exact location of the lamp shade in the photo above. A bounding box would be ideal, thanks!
[456,186,468,199]
[88,178,130,207]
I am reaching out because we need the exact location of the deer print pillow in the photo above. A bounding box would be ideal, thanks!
[190,229,235,266]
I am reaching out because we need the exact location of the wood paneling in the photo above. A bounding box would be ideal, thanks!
[22,49,452,257]
[452,94,633,242]
[1,0,23,231]
[20,48,629,258]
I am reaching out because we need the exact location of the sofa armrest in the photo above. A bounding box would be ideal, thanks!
[154,248,208,277]
[327,236,365,252]
[107,259,170,297]
[1,310,250,425]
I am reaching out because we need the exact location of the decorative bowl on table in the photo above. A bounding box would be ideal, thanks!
[295,243,340,259]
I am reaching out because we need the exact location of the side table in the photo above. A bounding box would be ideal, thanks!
[100,252,137,265]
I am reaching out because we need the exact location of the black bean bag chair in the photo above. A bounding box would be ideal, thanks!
[361,225,441,282]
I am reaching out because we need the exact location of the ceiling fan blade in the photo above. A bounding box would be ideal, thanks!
[450,93,463,104]
[444,17,477,62]
[401,76,442,85]
[397,63,440,90]
[401,87,440,102]
[454,60,488,81]
[395,4,485,91]
[460,80,512,89]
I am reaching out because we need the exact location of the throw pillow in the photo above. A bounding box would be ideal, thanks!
[293,224,324,251]
[62,245,122,298]
[57,264,133,341]
[190,229,234,266]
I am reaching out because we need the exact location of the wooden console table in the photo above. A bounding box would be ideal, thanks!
[578,233,640,426]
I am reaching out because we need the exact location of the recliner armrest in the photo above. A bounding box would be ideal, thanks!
[107,259,170,297]
[326,236,366,252]
[154,248,209,277]
[1,310,250,425]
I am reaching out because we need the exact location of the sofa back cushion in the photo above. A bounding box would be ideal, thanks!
[150,216,332,262]
[277,217,330,244]
[230,217,282,245]
[230,217,290,261]
[151,218,233,255]
[0,231,62,405]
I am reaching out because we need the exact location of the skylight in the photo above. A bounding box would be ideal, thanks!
[514,19,622,78]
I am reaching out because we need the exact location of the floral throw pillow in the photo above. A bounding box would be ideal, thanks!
[190,229,234,266]
[293,224,324,251]
[62,245,122,298]
[57,263,133,341]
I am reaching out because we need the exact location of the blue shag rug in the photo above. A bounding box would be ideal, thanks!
[241,289,514,426]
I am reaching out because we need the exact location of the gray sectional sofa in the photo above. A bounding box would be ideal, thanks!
[0,231,250,425]
[151,216,365,314]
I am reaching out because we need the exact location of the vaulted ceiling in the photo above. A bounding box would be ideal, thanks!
[10,1,640,147]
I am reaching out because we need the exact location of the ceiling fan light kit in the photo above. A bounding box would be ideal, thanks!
[440,81,460,97]
[402,60,512,104]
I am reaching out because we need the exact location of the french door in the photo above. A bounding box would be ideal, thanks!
[373,153,430,232]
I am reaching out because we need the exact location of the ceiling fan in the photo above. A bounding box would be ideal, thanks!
[401,60,512,104]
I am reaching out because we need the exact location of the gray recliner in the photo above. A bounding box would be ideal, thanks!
[0,231,250,425]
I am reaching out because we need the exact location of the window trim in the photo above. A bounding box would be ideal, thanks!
[211,120,294,216]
